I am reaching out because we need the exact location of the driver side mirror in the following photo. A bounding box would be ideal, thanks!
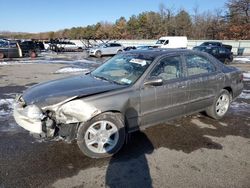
[144,78,163,86]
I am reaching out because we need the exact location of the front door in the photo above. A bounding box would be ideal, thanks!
[140,55,188,127]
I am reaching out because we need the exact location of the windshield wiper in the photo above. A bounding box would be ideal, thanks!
[92,74,128,85]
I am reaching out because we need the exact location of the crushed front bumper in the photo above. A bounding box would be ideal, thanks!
[13,103,43,134]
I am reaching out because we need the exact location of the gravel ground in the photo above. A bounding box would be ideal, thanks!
[0,54,249,188]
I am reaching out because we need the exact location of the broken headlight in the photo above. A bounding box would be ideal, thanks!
[22,105,44,119]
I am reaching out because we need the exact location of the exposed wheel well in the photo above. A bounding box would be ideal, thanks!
[223,87,233,101]
[90,110,129,132]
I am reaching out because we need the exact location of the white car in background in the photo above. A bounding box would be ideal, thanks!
[43,41,50,50]
[89,42,124,57]
[56,41,80,51]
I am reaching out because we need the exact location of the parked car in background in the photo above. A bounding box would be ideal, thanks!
[14,49,243,158]
[136,45,158,50]
[56,41,80,51]
[124,45,158,51]
[19,40,40,58]
[89,42,124,57]
[35,41,45,51]
[49,40,82,52]
[199,41,232,51]
[123,46,136,51]
[193,45,233,64]
[0,39,22,59]
[155,36,187,48]
[43,41,50,50]
[0,39,40,59]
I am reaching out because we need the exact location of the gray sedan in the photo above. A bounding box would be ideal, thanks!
[13,49,243,158]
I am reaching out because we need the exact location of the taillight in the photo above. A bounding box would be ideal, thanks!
[240,73,243,82]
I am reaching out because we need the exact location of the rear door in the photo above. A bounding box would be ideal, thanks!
[183,53,223,113]
[140,55,188,126]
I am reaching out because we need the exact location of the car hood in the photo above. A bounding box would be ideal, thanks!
[22,74,126,107]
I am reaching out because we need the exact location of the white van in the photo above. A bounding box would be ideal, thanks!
[155,36,187,48]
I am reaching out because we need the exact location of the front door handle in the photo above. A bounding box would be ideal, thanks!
[178,85,186,88]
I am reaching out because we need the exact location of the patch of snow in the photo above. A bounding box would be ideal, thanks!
[0,98,14,106]
[230,101,250,113]
[0,98,14,117]
[239,90,250,99]
[55,67,90,74]
[0,59,98,66]
[191,118,217,129]
[234,57,250,63]
[243,72,250,81]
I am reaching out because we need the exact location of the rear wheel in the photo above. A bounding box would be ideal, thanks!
[206,89,231,119]
[95,51,102,58]
[29,51,36,58]
[117,50,122,54]
[224,58,230,64]
[0,53,4,59]
[77,112,125,158]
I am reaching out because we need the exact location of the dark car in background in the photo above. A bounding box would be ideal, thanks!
[14,49,243,158]
[199,41,232,51]
[0,39,40,59]
[193,45,233,64]
[124,45,158,51]
[19,40,40,58]
[0,39,21,59]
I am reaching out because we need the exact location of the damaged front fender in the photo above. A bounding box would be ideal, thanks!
[54,99,101,124]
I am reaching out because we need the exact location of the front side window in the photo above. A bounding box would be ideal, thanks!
[219,48,227,54]
[156,40,165,44]
[0,40,8,47]
[150,56,182,81]
[185,54,216,76]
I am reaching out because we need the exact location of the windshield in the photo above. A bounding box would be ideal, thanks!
[91,54,154,85]
[98,43,107,48]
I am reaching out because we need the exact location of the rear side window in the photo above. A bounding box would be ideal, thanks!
[185,54,216,76]
[110,43,121,47]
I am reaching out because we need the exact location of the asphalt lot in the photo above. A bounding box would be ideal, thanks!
[0,52,249,188]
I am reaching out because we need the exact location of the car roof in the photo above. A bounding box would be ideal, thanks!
[123,48,192,58]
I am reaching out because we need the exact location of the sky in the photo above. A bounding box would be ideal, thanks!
[0,0,228,33]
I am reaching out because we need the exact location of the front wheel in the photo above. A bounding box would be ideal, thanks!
[77,112,125,158]
[206,89,231,119]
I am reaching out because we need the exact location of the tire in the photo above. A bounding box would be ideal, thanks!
[29,51,36,58]
[0,53,4,59]
[117,50,122,54]
[206,89,231,120]
[95,51,102,58]
[224,58,230,64]
[77,112,126,158]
